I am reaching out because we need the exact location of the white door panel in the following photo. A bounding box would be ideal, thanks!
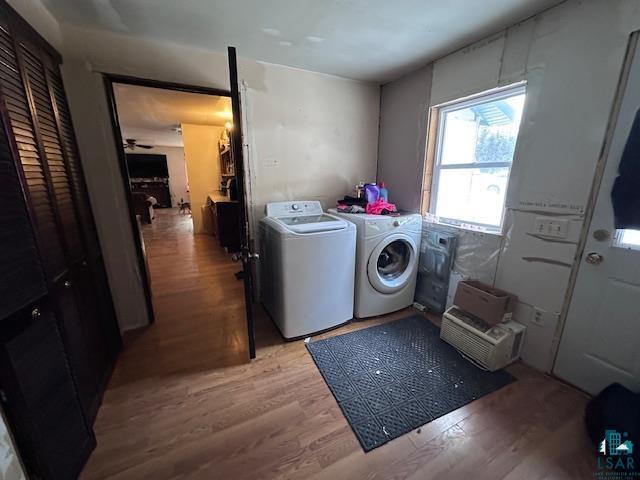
[554,34,640,394]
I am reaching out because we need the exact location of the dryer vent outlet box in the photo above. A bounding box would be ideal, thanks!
[440,307,526,371]
[414,227,457,313]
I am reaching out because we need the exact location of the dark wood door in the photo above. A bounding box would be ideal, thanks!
[227,46,256,359]
[17,42,85,264]
[0,1,120,421]
[45,64,122,360]
[0,2,122,478]
[0,95,47,319]
[0,17,66,280]
[55,278,101,419]
[0,110,94,479]
[0,305,95,480]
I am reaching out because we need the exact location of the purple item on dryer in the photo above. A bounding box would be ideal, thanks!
[364,183,380,204]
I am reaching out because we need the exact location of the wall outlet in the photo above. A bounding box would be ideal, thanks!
[531,307,546,327]
[264,157,279,167]
[533,217,568,239]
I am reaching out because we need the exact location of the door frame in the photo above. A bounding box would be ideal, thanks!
[550,32,639,372]
[102,73,250,335]
[227,47,256,359]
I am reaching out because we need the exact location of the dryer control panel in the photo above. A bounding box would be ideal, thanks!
[265,201,323,217]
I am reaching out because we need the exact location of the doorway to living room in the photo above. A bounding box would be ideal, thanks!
[104,77,252,384]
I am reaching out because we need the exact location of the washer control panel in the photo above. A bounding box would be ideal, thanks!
[265,201,323,217]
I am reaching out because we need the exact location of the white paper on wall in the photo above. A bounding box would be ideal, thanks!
[0,411,25,480]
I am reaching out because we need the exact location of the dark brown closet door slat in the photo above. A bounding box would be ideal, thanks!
[46,66,102,258]
[18,42,84,263]
[0,23,65,279]
[0,113,47,317]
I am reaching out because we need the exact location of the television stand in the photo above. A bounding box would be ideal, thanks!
[130,178,171,207]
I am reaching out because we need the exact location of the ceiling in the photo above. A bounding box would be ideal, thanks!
[113,84,231,147]
[42,0,563,83]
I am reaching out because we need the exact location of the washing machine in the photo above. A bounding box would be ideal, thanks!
[329,210,422,318]
[260,201,356,339]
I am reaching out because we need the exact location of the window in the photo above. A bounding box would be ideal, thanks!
[614,229,640,250]
[426,85,526,232]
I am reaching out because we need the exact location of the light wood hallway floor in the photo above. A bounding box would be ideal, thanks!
[81,208,596,479]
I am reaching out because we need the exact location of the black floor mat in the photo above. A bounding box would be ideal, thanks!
[306,314,515,451]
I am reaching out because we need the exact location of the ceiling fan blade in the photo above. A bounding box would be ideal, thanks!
[138,144,154,149]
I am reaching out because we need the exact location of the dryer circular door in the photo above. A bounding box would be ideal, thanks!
[367,233,418,294]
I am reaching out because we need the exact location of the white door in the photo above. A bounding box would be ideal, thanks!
[554,35,640,395]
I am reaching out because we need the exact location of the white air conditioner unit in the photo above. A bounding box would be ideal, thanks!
[440,306,526,371]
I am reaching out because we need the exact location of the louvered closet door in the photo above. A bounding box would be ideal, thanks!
[46,65,122,363]
[0,305,95,480]
[0,108,47,317]
[0,23,66,279]
[0,113,93,480]
[1,5,121,422]
[14,42,109,418]
[46,66,102,259]
[17,41,84,263]
[55,279,100,420]
[45,59,120,394]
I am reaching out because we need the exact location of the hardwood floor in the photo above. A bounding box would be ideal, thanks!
[81,209,596,479]
[109,207,250,386]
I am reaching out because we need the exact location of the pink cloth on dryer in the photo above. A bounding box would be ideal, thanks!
[366,198,398,215]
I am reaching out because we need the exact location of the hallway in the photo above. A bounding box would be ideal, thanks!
[109,207,250,387]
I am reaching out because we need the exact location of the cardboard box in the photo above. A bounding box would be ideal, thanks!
[453,280,517,326]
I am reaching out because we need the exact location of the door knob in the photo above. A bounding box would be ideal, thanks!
[585,252,604,265]
[63,280,73,289]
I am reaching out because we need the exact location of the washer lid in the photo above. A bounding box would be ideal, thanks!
[367,233,417,294]
[275,214,346,233]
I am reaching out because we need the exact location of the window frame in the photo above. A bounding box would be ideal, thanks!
[427,83,526,233]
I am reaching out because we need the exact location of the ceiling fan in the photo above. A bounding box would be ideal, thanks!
[123,138,153,150]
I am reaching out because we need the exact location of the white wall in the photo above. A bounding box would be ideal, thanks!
[243,61,379,223]
[61,60,151,332]
[181,124,223,232]
[0,410,25,480]
[377,64,433,212]
[379,0,640,372]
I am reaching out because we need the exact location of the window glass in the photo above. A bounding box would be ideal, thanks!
[434,167,510,227]
[440,94,525,166]
[615,229,640,249]
[430,86,526,231]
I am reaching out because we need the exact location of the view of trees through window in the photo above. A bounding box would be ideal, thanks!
[475,128,518,165]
